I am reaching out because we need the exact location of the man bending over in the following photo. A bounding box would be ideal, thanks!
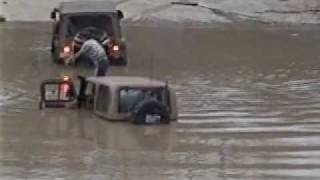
[67,38,110,76]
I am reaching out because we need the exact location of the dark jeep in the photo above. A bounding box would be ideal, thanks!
[50,1,127,66]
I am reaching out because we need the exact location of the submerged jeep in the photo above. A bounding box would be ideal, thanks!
[50,1,127,65]
[40,76,178,125]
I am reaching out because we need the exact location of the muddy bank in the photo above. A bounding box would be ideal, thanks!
[1,0,320,24]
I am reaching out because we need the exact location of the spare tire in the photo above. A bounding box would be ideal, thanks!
[131,99,170,125]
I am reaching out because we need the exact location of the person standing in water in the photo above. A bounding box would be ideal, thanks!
[67,38,110,76]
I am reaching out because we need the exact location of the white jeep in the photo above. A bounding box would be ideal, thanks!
[40,76,178,125]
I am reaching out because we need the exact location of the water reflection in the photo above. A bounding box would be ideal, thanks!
[1,22,320,179]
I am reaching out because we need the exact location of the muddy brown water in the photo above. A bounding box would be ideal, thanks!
[1,22,320,179]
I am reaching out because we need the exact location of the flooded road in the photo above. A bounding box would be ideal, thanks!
[1,22,320,179]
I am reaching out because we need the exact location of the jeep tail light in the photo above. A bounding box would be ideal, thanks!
[64,46,71,54]
[59,83,71,100]
[109,44,121,59]
[61,83,70,94]
[112,45,120,52]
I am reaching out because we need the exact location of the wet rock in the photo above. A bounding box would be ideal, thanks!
[0,16,5,22]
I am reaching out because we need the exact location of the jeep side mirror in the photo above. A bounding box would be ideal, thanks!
[117,10,124,20]
[51,11,56,20]
[51,8,58,20]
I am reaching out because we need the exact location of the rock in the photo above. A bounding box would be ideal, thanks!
[0,16,5,22]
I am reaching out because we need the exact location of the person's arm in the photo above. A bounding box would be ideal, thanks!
[72,50,81,61]
[66,42,89,64]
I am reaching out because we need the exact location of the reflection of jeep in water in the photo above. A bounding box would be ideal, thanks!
[50,1,127,65]
[40,76,178,125]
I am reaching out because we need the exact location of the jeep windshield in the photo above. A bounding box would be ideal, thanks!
[119,88,167,113]
[66,14,115,38]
